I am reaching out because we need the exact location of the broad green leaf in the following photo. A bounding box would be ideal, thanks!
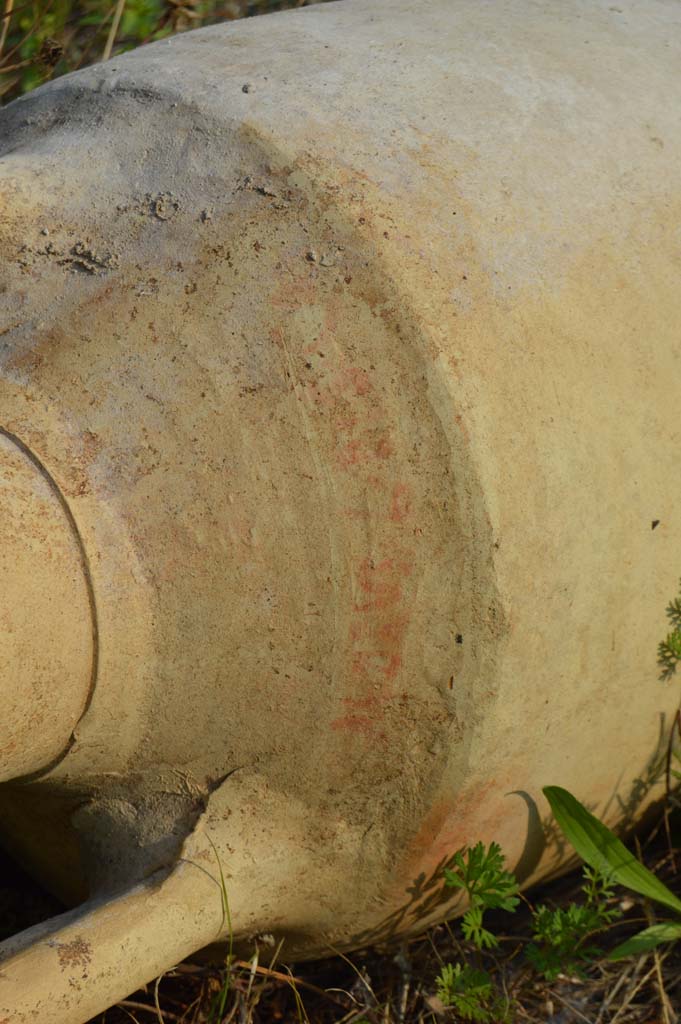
[543,787,681,915]
[610,922,681,960]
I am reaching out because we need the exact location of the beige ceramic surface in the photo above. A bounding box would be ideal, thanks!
[0,0,680,1019]
[0,430,94,781]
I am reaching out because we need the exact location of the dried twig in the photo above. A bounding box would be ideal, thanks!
[102,0,125,61]
[231,959,341,1002]
[0,55,30,72]
[117,1002,181,1023]
[0,0,53,67]
[548,989,593,1024]
[610,961,659,1024]
[595,960,636,1022]
[153,974,167,1024]
[653,947,676,1024]
[0,0,14,58]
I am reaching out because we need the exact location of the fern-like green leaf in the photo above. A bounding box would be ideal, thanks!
[666,582,681,629]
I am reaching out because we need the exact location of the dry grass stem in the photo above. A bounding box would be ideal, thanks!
[0,0,15,57]
[102,0,125,61]
[117,1003,180,1023]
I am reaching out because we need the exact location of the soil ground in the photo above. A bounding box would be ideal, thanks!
[2,812,681,1024]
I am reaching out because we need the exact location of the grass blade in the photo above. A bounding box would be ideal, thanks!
[610,922,681,961]
[543,787,681,915]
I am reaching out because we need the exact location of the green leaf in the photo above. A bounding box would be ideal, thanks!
[436,963,497,1022]
[610,922,681,960]
[444,841,519,912]
[667,588,681,630]
[543,787,681,916]
[462,906,499,950]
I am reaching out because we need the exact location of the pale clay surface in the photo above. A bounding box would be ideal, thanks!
[0,0,681,1020]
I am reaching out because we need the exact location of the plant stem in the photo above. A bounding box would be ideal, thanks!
[102,0,125,61]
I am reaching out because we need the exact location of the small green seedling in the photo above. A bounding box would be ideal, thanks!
[544,786,681,959]
[435,962,510,1023]
[436,844,517,1018]
[658,579,681,680]
[443,841,520,950]
[527,865,621,979]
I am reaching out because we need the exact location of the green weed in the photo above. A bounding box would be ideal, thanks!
[527,866,621,979]
[659,580,681,679]
[544,786,681,959]
[443,841,519,950]
[435,962,510,1022]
